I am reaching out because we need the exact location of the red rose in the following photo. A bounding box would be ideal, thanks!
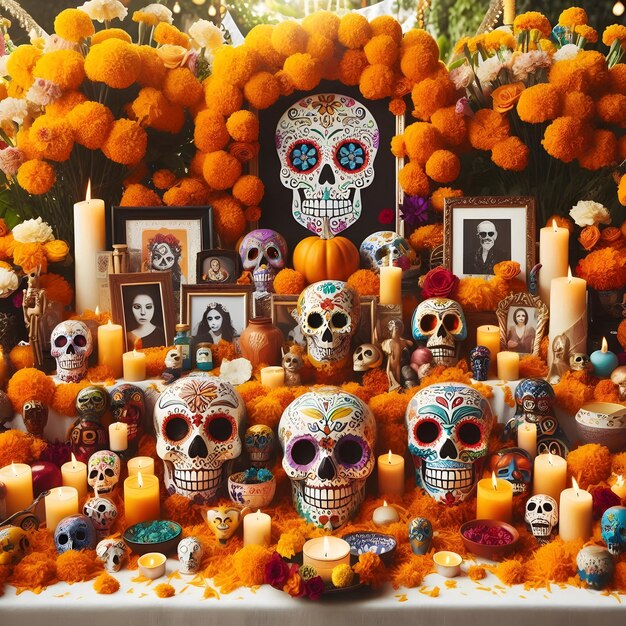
[304,575,325,600]
[264,552,290,588]
[421,267,459,299]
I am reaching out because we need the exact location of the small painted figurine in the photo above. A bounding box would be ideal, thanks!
[525,494,558,545]
[381,319,413,391]
[408,517,433,555]
[206,506,246,544]
[161,347,183,385]
[282,348,304,386]
[547,333,570,384]
[22,269,46,369]
[195,343,213,371]
[470,346,490,381]
[569,352,592,373]
[488,447,532,495]
[22,400,48,438]
[67,385,109,463]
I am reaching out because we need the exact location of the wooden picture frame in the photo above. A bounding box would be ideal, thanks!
[443,196,536,283]
[109,272,176,352]
[496,292,548,356]
[196,250,241,285]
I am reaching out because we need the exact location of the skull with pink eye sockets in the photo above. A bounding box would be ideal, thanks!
[239,229,287,294]
[50,320,92,382]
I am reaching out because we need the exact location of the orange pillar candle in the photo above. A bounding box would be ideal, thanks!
[476,472,513,522]
[533,452,567,502]
[559,478,593,542]
[503,0,516,25]
[380,261,402,306]
[476,325,500,376]
[61,453,87,499]
[302,536,351,582]
[45,486,78,533]
[127,456,155,476]
[243,509,272,546]
[0,463,33,515]
[377,450,405,496]
[517,421,537,460]
[496,351,519,381]
[98,320,124,378]
[122,349,146,382]
[124,471,160,527]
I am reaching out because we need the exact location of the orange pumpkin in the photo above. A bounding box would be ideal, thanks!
[292,222,360,284]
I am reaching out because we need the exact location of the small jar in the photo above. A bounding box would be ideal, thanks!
[195,342,213,371]
[174,324,191,371]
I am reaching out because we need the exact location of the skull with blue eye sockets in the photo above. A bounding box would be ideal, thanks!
[244,424,275,468]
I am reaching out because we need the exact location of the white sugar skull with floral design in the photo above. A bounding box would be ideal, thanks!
[360,231,414,272]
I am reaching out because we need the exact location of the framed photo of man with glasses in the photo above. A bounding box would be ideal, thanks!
[442,196,536,283]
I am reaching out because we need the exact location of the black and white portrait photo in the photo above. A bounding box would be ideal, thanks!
[505,306,537,354]
[197,250,240,285]
[462,218,511,276]
[121,283,167,351]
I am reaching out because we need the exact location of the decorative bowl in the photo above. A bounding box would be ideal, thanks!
[228,472,276,509]
[575,402,626,453]
[123,520,182,556]
[341,532,397,566]
[459,519,519,560]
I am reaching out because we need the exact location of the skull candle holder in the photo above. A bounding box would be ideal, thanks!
[51,320,93,383]
[239,229,287,294]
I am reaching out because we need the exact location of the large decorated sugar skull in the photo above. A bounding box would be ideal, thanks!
[239,229,287,294]
[601,506,626,556]
[295,281,360,369]
[154,376,246,504]
[278,387,376,529]
[275,93,379,236]
[51,320,92,383]
[87,450,121,494]
[109,384,145,452]
[411,298,467,367]
[406,383,494,505]
[360,231,413,272]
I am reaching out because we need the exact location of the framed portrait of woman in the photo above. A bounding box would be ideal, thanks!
[109,272,176,351]
[496,292,548,356]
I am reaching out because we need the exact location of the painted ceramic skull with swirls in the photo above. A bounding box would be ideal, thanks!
[405,383,494,505]
[239,229,287,294]
[360,231,413,272]
[275,93,379,235]
[109,384,145,452]
[51,320,92,382]
[244,424,274,468]
[296,280,360,369]
[278,387,376,529]
[154,376,246,504]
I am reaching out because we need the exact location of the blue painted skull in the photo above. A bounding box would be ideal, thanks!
[601,506,626,556]
[470,346,490,381]
[53,514,97,554]
[576,545,614,590]
[408,517,433,555]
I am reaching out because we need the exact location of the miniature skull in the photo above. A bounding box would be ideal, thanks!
[154,376,246,504]
[601,506,626,556]
[275,93,379,236]
[165,348,182,370]
[360,231,413,272]
[206,506,244,544]
[83,495,118,538]
[408,517,433,555]
[610,366,626,401]
[278,387,377,529]
[50,320,92,383]
[195,344,213,371]
[411,298,467,367]
[470,346,491,381]
[177,536,203,574]
[405,383,494,505]
[569,352,592,373]
[109,384,145,450]
[0,526,29,565]
[244,424,274,468]
[22,400,48,438]
[54,514,97,553]
[239,229,288,294]
[525,494,558,544]
[353,343,383,372]
[296,280,360,369]
[96,539,127,573]
[282,350,304,386]
[76,385,108,420]
[87,450,121,494]
[488,447,532,495]
[577,545,614,590]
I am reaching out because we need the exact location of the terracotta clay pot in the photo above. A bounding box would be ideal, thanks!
[239,317,284,368]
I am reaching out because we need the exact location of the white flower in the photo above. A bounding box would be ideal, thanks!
[140,3,173,23]
[43,34,78,53]
[476,54,508,85]
[189,19,223,50]
[511,50,552,82]
[449,64,473,90]
[26,78,62,106]
[569,201,612,227]
[0,266,19,297]
[79,0,128,23]
[0,147,24,177]
[0,97,30,125]
[0,55,8,78]
[12,217,54,243]
[553,43,580,62]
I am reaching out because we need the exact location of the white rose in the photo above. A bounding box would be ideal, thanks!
[140,3,173,23]
[569,200,612,227]
[553,43,580,62]
[12,217,54,243]
[0,266,18,296]
[476,54,507,85]
[189,19,223,50]
[79,0,128,23]
[0,97,30,125]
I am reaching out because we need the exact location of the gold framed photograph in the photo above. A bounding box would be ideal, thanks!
[496,292,548,356]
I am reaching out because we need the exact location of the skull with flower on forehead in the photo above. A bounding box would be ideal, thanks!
[154,376,246,504]
[239,229,287,294]
[296,280,360,369]
[87,450,121,494]
[275,93,379,236]
[406,383,494,505]
[360,231,414,273]
[278,387,376,529]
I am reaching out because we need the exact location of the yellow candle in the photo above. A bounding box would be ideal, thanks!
[45,486,79,533]
[109,422,128,452]
[497,351,519,381]
[379,263,402,306]
[533,452,567,502]
[243,509,271,547]
[98,320,124,378]
[377,450,405,496]
[260,366,285,389]
[124,471,160,527]
[137,552,166,579]
[373,500,400,526]
[503,0,516,25]
[611,474,626,499]
[122,349,146,382]
[433,551,462,578]
[476,325,500,376]
[517,421,537,460]
[73,181,106,314]
[127,456,155,476]
[61,453,87,499]
[538,221,569,309]
[302,536,351,582]
[0,463,33,516]
[476,473,513,523]
[559,478,593,542]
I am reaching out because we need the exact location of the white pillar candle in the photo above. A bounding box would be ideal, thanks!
[380,263,402,306]
[538,220,569,309]
[61,453,87,498]
[0,463,33,515]
[108,422,128,452]
[503,0,516,25]
[260,366,284,389]
[45,486,79,533]
[559,478,593,542]
[122,349,146,382]
[517,421,537,460]
[497,351,519,381]
[377,450,405,497]
[243,509,271,546]
[533,453,567,502]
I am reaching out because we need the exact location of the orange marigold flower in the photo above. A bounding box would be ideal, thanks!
[578,129,617,170]
[190,151,206,177]
[353,552,385,589]
[245,25,285,70]
[30,115,74,162]
[347,269,380,296]
[484,30,516,51]
[153,169,177,190]
[338,13,371,49]
[211,194,246,244]
[541,116,589,162]
[93,572,120,595]
[46,90,87,116]
[516,83,560,122]
[364,35,399,66]
[226,110,259,143]
[576,246,626,290]
[600,226,622,245]
[306,32,335,62]
[559,7,588,27]
[430,106,467,146]
[404,122,444,164]
[390,134,406,158]
[431,187,463,212]
[359,64,394,99]
[16,159,56,195]
[494,261,521,279]
[282,53,321,91]
[204,75,244,116]
[85,39,141,89]
[120,183,163,206]
[136,45,167,88]
[43,239,69,262]
[596,93,626,124]
[102,119,147,165]
[574,25,597,43]
[492,82,525,113]
[549,59,587,93]
[54,8,94,42]
[39,272,73,305]
[603,24,626,50]
[229,141,259,163]
[13,242,47,273]
[609,64,626,94]
[153,22,190,48]
[6,45,41,90]
[491,136,529,171]
[425,149,460,183]
[92,28,132,45]
[123,162,148,187]
[132,87,184,133]
[399,161,430,196]
[338,49,368,86]
[545,215,574,233]
[301,11,340,39]
[8,367,56,412]
[388,98,406,116]
[579,225,600,250]
[202,150,242,190]
[162,67,203,107]
[561,91,595,119]
[244,206,261,222]
[274,69,295,96]
[193,109,229,153]
[232,175,264,206]
[468,109,510,151]
[576,50,609,90]
[567,443,612,489]
[163,177,210,206]
[400,30,439,82]
[513,11,552,37]
[411,71,456,121]
[274,268,306,294]
[271,21,308,56]
[212,45,260,88]
[370,15,402,43]
[243,71,280,110]
[68,101,114,150]
[33,49,85,91]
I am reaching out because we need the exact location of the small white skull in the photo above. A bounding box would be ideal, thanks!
[296,280,360,368]
[177,536,203,574]
[96,539,127,573]
[83,495,118,538]
[353,343,383,372]
[239,229,288,294]
[525,494,558,543]
[569,352,592,372]
[411,298,467,367]
[87,450,121,494]
[50,320,93,383]
[360,231,414,273]
[165,347,182,369]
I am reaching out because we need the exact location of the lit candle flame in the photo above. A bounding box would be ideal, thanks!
[137,471,143,488]
[617,474,624,488]
[383,500,388,507]
[387,450,392,464]
[71,452,77,469]
[445,554,452,565]
[107,320,113,327]
[148,557,155,567]
[601,337,608,353]
[491,471,498,490]
[323,535,329,559]
[548,451,554,466]
[572,477,580,495]
[552,219,558,232]
[567,266,573,283]
[11,461,17,475]
[85,179,91,202]
[133,349,138,357]
[95,305,99,316]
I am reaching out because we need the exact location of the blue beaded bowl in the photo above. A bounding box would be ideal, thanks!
[342,532,397,566]
[123,520,182,555]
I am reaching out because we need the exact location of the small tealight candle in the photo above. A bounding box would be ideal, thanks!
[611,474,626,500]
[433,551,462,578]
[122,349,146,382]
[476,472,513,523]
[559,478,592,542]
[108,422,128,452]
[127,456,155,476]
[533,452,567,502]
[45,486,79,533]
[377,450,405,496]
[243,509,272,546]
[61,453,88,498]
[0,462,33,515]
[517,421,537,460]
[496,351,519,381]
[138,552,166,579]
[260,366,285,389]
[302,536,351,582]
[372,500,400,527]
[590,337,619,378]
